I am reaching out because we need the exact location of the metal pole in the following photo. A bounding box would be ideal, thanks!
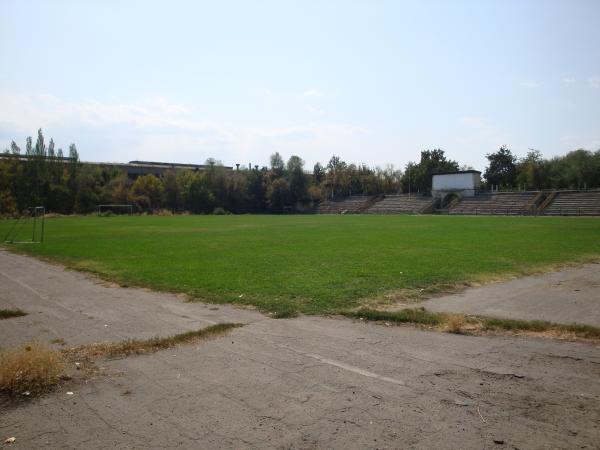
[40,209,45,243]
[32,209,37,242]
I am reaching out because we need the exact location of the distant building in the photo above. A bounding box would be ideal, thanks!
[0,154,233,178]
[432,170,481,206]
[98,160,233,178]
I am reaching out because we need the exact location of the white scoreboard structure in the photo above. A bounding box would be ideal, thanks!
[432,170,481,198]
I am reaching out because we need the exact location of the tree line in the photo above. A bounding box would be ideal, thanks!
[1,129,599,215]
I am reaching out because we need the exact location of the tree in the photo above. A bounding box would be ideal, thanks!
[102,172,131,205]
[326,155,345,173]
[402,149,458,193]
[47,138,56,160]
[0,155,18,214]
[484,146,517,189]
[162,170,180,211]
[3,128,600,215]
[570,149,597,189]
[186,173,214,213]
[313,162,325,184]
[34,129,45,156]
[325,155,348,198]
[68,143,79,162]
[516,149,543,190]
[270,152,285,176]
[204,159,228,208]
[10,141,20,155]
[129,174,164,210]
[223,170,247,213]
[245,168,266,211]
[26,129,49,206]
[266,178,289,211]
[286,155,307,205]
[401,162,417,194]
[307,184,324,203]
[74,165,103,212]
[25,136,33,155]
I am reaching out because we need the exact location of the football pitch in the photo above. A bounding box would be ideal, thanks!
[1,215,599,315]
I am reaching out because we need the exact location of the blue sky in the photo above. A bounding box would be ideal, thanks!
[1,0,599,171]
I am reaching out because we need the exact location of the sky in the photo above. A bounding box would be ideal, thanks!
[1,0,599,172]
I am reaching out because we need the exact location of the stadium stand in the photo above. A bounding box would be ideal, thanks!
[316,196,375,214]
[448,192,539,215]
[365,194,436,214]
[542,191,600,216]
[314,191,600,216]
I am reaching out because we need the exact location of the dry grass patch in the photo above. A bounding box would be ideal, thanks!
[359,283,472,309]
[64,323,243,360]
[445,314,468,334]
[0,342,64,396]
[481,317,600,339]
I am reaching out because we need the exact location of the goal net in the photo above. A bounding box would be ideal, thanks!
[3,206,46,244]
[97,204,133,216]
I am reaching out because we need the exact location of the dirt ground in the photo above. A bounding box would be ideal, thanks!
[1,249,599,449]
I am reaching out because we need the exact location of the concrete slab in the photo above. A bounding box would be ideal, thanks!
[416,263,600,326]
[1,250,599,449]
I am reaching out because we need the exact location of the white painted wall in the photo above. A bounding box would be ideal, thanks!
[432,172,480,191]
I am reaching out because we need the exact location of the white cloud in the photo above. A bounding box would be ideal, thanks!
[306,105,325,115]
[519,80,542,89]
[563,77,576,86]
[560,135,600,151]
[588,75,600,89]
[0,92,229,134]
[298,89,325,99]
[0,92,367,166]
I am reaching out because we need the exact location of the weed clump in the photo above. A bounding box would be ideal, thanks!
[0,309,27,320]
[445,314,467,334]
[0,342,64,396]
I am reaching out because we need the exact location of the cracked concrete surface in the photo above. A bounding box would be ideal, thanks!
[416,263,600,326]
[1,250,600,449]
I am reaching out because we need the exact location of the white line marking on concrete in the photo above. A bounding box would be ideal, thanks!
[198,318,218,325]
[0,270,50,300]
[278,343,405,386]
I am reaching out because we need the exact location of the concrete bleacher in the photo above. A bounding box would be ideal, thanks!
[314,191,600,216]
[448,192,538,215]
[542,191,600,216]
[316,196,373,214]
[365,194,434,214]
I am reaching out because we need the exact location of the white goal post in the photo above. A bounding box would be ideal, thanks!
[97,204,133,216]
[3,206,46,244]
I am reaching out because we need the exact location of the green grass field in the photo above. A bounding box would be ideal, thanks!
[1,215,599,315]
